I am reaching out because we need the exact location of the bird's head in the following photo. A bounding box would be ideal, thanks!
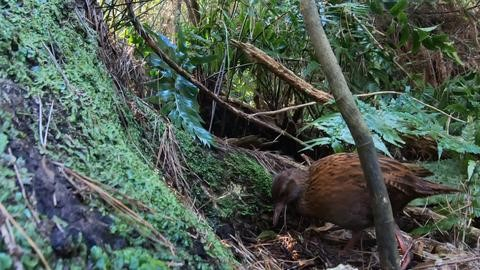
[271,169,306,226]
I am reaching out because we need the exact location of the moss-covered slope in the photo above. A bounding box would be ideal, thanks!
[0,0,259,268]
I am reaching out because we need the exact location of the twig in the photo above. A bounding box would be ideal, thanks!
[35,97,55,147]
[0,202,51,270]
[301,1,399,268]
[404,206,480,243]
[42,42,71,91]
[43,101,54,146]
[355,91,466,123]
[155,123,190,194]
[208,56,227,132]
[249,101,317,117]
[205,63,254,80]
[0,219,24,270]
[36,97,43,146]
[7,148,40,224]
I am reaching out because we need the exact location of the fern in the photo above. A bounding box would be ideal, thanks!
[304,96,480,157]
[126,27,213,146]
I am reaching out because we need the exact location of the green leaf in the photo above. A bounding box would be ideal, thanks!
[411,224,434,236]
[190,54,218,65]
[399,25,410,46]
[411,30,421,53]
[257,230,277,241]
[436,215,458,231]
[369,0,384,14]
[0,253,12,269]
[302,61,320,78]
[417,25,438,32]
[415,28,431,42]
[422,37,436,50]
[372,134,392,157]
[467,160,476,181]
[462,121,477,144]
[389,0,408,17]
[331,140,345,153]
[397,11,408,25]
[138,30,213,146]
[445,50,464,65]
[301,137,332,151]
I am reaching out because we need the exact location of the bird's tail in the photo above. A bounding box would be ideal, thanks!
[415,178,460,196]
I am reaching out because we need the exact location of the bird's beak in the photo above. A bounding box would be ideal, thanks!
[273,202,285,226]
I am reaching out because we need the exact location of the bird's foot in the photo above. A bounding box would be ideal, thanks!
[395,230,413,270]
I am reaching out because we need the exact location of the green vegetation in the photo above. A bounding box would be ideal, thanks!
[0,0,241,268]
[177,131,271,220]
[125,28,214,146]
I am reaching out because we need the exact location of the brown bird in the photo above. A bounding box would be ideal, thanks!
[272,153,459,267]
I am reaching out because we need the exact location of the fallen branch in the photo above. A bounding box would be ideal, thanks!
[125,1,306,146]
[231,39,333,104]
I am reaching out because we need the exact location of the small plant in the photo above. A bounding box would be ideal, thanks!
[124,27,213,146]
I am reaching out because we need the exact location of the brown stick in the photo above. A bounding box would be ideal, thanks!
[0,219,24,270]
[231,39,333,103]
[8,148,40,225]
[300,1,399,269]
[125,1,306,146]
[249,101,317,117]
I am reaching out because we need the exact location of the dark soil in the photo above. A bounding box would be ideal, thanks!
[1,80,125,258]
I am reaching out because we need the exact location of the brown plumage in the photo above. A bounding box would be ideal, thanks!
[272,152,459,231]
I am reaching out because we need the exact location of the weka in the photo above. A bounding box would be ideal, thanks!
[272,153,459,262]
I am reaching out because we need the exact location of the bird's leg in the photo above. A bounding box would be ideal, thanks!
[395,228,412,270]
[338,231,362,256]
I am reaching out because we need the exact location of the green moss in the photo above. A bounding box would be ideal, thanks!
[0,110,53,269]
[177,129,272,220]
[0,0,237,268]
[224,153,272,196]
